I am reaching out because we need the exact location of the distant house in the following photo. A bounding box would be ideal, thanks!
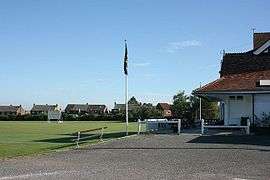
[65,104,108,115]
[31,104,59,116]
[0,105,25,117]
[156,103,172,117]
[112,102,140,114]
[195,32,270,127]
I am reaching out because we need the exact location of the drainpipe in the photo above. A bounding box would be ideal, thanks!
[252,94,255,129]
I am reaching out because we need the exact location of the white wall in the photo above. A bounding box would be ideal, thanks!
[254,94,270,123]
[227,95,252,125]
[213,94,252,125]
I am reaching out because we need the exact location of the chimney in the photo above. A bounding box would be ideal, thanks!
[253,32,270,49]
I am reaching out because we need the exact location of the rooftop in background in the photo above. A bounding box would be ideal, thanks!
[65,104,108,114]
[31,104,58,112]
[156,103,171,110]
[196,32,270,93]
[0,105,22,112]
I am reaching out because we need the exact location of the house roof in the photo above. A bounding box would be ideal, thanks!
[220,32,270,77]
[65,104,88,112]
[65,104,107,112]
[157,103,171,110]
[31,104,57,112]
[0,105,21,113]
[196,32,270,94]
[88,105,107,111]
[113,103,140,111]
[196,70,270,93]
[220,52,270,77]
[254,32,270,49]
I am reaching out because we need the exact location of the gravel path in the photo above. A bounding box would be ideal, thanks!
[0,134,270,180]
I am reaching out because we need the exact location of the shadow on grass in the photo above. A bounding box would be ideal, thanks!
[187,135,270,146]
[34,132,137,145]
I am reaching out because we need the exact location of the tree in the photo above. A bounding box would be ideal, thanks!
[128,96,140,105]
[138,103,162,120]
[172,91,191,119]
[189,93,219,120]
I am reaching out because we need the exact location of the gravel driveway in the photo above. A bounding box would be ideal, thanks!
[0,134,270,180]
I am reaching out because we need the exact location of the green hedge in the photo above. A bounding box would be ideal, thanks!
[0,114,138,122]
[0,115,47,121]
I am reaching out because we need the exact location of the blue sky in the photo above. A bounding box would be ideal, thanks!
[0,0,269,110]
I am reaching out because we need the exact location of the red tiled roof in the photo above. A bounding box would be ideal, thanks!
[220,52,270,77]
[157,103,171,110]
[196,70,270,93]
[254,32,270,49]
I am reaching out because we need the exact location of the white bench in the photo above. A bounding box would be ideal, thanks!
[201,119,250,135]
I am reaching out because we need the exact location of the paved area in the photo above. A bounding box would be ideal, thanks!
[1,134,270,180]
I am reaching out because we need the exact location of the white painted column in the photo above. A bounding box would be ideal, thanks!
[201,119,204,135]
[178,119,181,135]
[137,119,141,135]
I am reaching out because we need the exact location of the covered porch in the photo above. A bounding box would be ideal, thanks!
[198,92,270,128]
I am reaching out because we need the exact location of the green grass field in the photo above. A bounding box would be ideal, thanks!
[0,121,139,158]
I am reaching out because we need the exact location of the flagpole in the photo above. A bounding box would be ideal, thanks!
[125,73,128,136]
[199,82,202,121]
[124,40,129,136]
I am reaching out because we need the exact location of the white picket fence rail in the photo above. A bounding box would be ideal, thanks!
[201,119,250,135]
[137,119,181,135]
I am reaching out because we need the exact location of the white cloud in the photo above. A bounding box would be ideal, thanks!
[165,40,202,53]
[133,62,150,67]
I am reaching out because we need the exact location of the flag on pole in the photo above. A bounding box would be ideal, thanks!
[123,40,129,136]
[124,41,128,75]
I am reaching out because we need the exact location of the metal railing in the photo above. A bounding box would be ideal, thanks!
[201,119,250,135]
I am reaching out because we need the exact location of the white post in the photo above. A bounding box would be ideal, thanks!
[125,74,129,136]
[47,112,50,123]
[138,119,141,135]
[246,118,250,135]
[76,131,80,148]
[201,119,204,135]
[145,119,148,133]
[178,119,181,135]
[199,98,202,120]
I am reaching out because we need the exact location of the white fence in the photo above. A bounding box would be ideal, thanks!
[201,119,250,135]
[137,119,181,135]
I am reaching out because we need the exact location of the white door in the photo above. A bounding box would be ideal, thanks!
[254,94,270,125]
[229,96,251,125]
[229,101,245,125]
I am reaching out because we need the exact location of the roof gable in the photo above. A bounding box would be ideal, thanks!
[253,40,270,55]
[254,32,270,49]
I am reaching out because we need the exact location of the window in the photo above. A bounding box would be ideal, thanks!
[237,96,243,100]
[229,96,243,101]
[229,96,235,100]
